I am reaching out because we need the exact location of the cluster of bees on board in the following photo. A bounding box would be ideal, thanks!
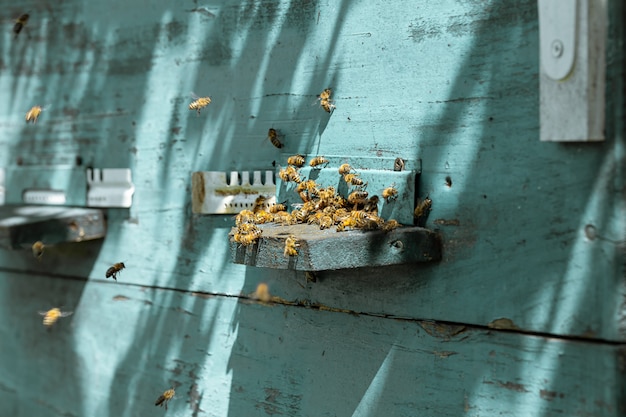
[232,153,433,258]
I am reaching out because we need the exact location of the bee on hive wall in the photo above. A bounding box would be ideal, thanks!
[382,219,400,232]
[106,262,125,281]
[278,166,302,183]
[338,163,352,176]
[252,195,267,213]
[267,128,283,149]
[382,186,398,202]
[347,190,368,206]
[344,173,364,187]
[31,241,45,260]
[284,235,299,257]
[414,196,432,226]
[318,88,335,113]
[188,93,211,115]
[287,154,305,167]
[155,388,175,410]
[309,156,329,168]
[13,13,29,38]
[38,307,73,327]
[25,105,45,124]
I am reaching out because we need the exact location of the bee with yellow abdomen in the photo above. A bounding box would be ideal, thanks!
[309,156,329,168]
[13,13,29,38]
[38,307,73,327]
[382,219,400,232]
[336,217,359,232]
[32,241,45,260]
[344,173,365,187]
[252,195,267,213]
[254,210,273,224]
[234,228,262,246]
[318,88,335,113]
[189,93,211,115]
[155,388,175,410]
[278,166,301,183]
[269,204,287,214]
[338,163,352,176]
[287,154,305,168]
[382,186,398,202]
[106,262,125,281]
[25,105,45,124]
[235,209,255,226]
[267,128,283,149]
[347,190,368,206]
[252,282,271,302]
[284,235,299,257]
[319,215,333,230]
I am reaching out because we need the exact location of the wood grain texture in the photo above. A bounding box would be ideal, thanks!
[0,1,624,414]
[0,273,624,417]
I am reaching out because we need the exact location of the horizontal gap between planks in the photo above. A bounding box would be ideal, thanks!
[3,266,625,347]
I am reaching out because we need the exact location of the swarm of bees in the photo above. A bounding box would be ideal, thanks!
[232,156,405,256]
[155,388,175,410]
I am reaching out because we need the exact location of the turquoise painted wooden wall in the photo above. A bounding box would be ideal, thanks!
[0,0,624,416]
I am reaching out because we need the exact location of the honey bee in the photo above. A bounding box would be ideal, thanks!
[25,105,44,124]
[252,195,267,213]
[234,228,262,246]
[269,204,287,213]
[278,166,301,183]
[291,208,310,223]
[336,217,359,232]
[319,215,333,230]
[287,154,306,167]
[189,94,211,114]
[267,128,283,149]
[13,13,29,38]
[382,186,398,202]
[332,208,349,223]
[344,173,364,186]
[254,210,274,224]
[338,163,352,176]
[235,209,255,226]
[155,388,176,410]
[309,156,329,168]
[32,241,45,260]
[106,262,125,281]
[347,190,369,206]
[251,282,271,302]
[414,196,433,219]
[382,219,400,232]
[363,196,379,213]
[237,223,258,234]
[284,235,299,257]
[38,307,73,327]
[318,88,335,113]
[394,158,405,172]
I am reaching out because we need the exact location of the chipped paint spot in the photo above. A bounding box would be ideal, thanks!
[483,379,529,393]
[420,321,467,340]
[540,389,565,401]
[488,318,521,330]
[433,350,457,358]
[112,295,130,301]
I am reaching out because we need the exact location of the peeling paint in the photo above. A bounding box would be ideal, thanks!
[488,318,521,330]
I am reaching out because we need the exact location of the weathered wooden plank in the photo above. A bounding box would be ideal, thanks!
[0,273,624,417]
[0,0,622,344]
[229,224,442,271]
[0,205,105,249]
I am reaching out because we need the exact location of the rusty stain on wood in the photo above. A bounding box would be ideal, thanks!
[483,379,529,393]
[419,321,467,340]
[191,172,205,214]
[540,389,565,401]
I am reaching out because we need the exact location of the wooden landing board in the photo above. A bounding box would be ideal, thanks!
[0,205,106,249]
[230,223,442,271]
[0,273,623,417]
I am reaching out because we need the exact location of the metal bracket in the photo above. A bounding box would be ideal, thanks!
[538,0,577,80]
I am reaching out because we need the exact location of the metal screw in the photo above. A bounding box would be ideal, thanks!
[551,39,564,58]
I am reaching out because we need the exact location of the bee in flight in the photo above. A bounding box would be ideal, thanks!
[31,241,45,260]
[318,88,335,113]
[267,128,283,149]
[188,93,211,115]
[106,262,125,281]
[251,282,271,302]
[25,105,46,124]
[155,388,175,410]
[38,307,73,327]
[13,13,29,38]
